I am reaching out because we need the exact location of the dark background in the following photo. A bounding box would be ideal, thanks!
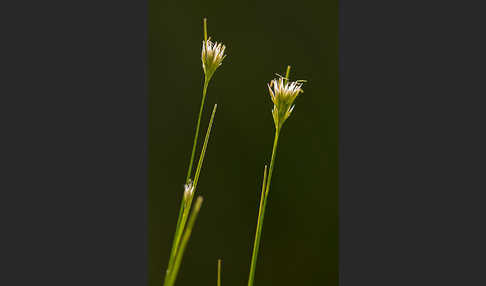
[148,0,338,285]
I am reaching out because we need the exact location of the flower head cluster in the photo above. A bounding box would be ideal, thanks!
[267,76,304,129]
[201,38,226,79]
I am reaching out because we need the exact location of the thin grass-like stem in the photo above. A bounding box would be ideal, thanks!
[247,130,280,286]
[193,104,217,189]
[217,259,222,286]
[186,77,210,183]
[247,162,270,286]
[164,104,217,286]
[165,198,185,278]
[186,18,213,183]
[248,66,290,286]
[164,18,223,286]
[203,18,208,42]
[264,128,280,199]
[166,196,204,286]
[284,65,291,84]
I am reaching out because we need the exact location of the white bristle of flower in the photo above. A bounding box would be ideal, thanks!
[269,78,303,100]
[201,38,226,77]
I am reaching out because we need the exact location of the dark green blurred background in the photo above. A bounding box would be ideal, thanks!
[148,0,338,285]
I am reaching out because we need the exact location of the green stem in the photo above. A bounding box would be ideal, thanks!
[164,18,215,286]
[185,17,209,182]
[165,198,185,279]
[248,165,268,286]
[284,65,291,84]
[217,259,222,286]
[248,127,280,286]
[203,18,208,42]
[164,104,217,286]
[265,128,280,198]
[164,193,194,285]
[167,196,204,286]
[186,77,210,183]
[193,104,217,190]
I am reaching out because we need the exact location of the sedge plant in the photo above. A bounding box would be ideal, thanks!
[163,18,226,286]
[247,66,305,286]
[161,17,306,286]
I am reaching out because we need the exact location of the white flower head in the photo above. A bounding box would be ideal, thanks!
[183,180,194,202]
[201,38,226,79]
[267,76,304,128]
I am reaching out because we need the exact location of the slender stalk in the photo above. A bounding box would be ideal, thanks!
[248,165,268,286]
[172,104,217,262]
[164,196,192,286]
[193,104,217,189]
[248,66,289,286]
[165,199,185,277]
[164,18,224,286]
[284,65,291,84]
[217,259,222,286]
[166,196,204,286]
[203,18,208,42]
[263,65,289,198]
[186,77,210,182]
[264,128,280,198]
[248,128,280,286]
[168,19,207,279]
[168,21,211,277]
[164,104,217,285]
[185,18,211,183]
